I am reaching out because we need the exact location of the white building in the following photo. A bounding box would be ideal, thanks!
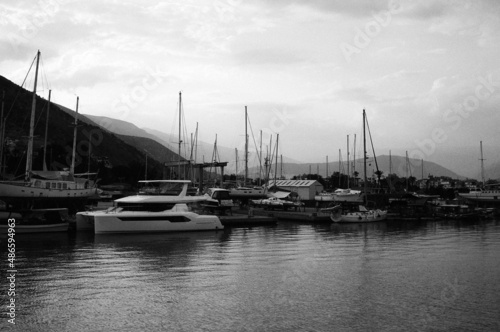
[266,180,324,201]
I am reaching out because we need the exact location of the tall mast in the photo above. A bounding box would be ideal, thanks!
[480,141,485,186]
[43,89,51,171]
[353,134,356,175]
[0,91,5,178]
[326,155,329,178]
[259,130,262,186]
[421,159,424,180]
[405,151,409,191]
[338,149,341,187]
[280,154,283,179]
[178,91,182,179]
[244,106,248,185]
[347,135,350,188]
[235,148,238,178]
[25,50,40,181]
[70,96,79,174]
[388,150,392,193]
[363,109,367,205]
[274,134,279,186]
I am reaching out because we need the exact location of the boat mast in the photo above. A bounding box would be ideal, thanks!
[338,149,341,187]
[25,50,40,181]
[259,130,262,186]
[70,96,79,174]
[274,133,279,186]
[280,154,283,179]
[0,91,5,178]
[326,155,328,178]
[388,150,392,193]
[353,134,356,176]
[480,140,485,186]
[235,148,238,178]
[178,91,182,179]
[244,106,248,185]
[43,89,51,171]
[363,109,367,206]
[347,135,350,188]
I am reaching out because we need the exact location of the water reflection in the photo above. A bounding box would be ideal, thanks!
[2,218,499,332]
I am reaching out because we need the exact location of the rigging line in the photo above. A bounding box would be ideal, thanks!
[39,55,51,94]
[180,97,190,159]
[246,114,262,165]
[365,115,380,175]
[4,54,37,121]
[267,138,278,180]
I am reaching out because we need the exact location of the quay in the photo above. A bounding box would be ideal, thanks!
[240,207,332,223]
[219,214,276,227]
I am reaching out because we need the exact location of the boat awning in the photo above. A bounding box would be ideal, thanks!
[270,191,293,199]
[30,171,75,181]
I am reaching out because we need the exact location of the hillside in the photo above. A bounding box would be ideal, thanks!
[0,75,165,184]
[77,113,468,181]
[248,155,463,180]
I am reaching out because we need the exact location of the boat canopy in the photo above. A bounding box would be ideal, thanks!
[30,171,75,181]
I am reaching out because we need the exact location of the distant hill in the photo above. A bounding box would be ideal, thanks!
[0,75,165,184]
[81,115,303,173]
[248,154,463,180]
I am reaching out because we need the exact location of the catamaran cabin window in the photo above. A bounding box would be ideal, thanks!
[52,183,56,189]
[63,183,67,189]
[46,182,50,189]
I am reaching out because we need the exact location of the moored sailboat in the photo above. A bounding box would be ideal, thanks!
[322,109,387,223]
[0,51,97,211]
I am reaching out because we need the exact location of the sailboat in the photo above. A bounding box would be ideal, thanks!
[459,141,500,205]
[322,109,387,222]
[229,106,267,201]
[0,50,97,210]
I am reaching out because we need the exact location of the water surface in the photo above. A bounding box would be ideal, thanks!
[2,219,500,331]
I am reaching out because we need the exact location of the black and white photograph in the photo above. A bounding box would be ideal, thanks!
[1,0,499,331]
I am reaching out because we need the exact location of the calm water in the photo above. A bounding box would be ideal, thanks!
[2,218,500,332]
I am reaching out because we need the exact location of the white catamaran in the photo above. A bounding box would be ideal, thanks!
[76,180,224,234]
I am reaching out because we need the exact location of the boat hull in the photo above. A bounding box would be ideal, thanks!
[331,209,387,223]
[0,223,69,233]
[94,211,224,234]
[0,181,96,198]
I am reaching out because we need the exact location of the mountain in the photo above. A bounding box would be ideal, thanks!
[79,115,302,173]
[0,75,166,184]
[248,155,463,180]
[78,114,466,181]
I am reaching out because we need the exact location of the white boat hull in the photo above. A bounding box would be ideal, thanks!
[94,211,224,234]
[459,192,500,203]
[76,210,101,231]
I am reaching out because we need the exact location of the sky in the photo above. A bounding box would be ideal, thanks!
[1,0,500,178]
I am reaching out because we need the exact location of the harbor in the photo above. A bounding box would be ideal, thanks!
[1,3,500,330]
[3,217,500,331]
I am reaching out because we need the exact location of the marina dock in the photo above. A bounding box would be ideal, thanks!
[219,214,276,227]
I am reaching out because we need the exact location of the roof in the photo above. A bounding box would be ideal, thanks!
[266,180,322,187]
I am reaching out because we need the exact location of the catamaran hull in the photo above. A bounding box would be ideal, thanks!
[94,212,224,234]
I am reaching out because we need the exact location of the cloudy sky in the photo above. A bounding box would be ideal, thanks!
[1,0,499,177]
